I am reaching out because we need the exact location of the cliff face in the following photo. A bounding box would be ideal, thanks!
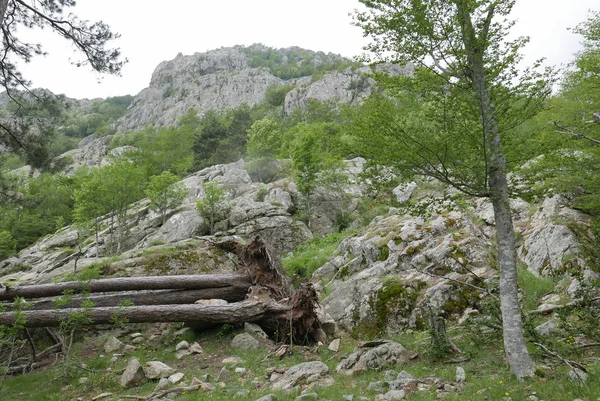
[115,44,399,132]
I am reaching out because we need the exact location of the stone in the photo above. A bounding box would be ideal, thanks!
[144,361,175,379]
[295,393,319,400]
[217,367,231,381]
[567,368,587,384]
[155,377,169,391]
[376,390,406,401]
[336,342,415,375]
[270,361,332,390]
[328,338,341,352]
[132,337,144,345]
[168,372,185,384]
[367,381,387,392]
[455,366,466,383]
[255,395,278,401]
[522,225,581,275]
[190,377,216,391]
[235,367,247,376]
[231,332,260,350]
[176,340,190,351]
[222,356,244,364]
[343,395,355,401]
[130,332,143,339]
[384,370,398,382]
[393,182,417,203]
[235,389,251,398]
[396,371,415,385]
[103,336,123,353]
[189,342,203,354]
[120,358,146,388]
[245,322,268,339]
[535,319,558,337]
[123,345,136,354]
[175,349,192,359]
[78,377,89,384]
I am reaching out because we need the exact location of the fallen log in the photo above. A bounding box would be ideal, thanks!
[0,301,289,328]
[0,274,252,301]
[14,286,249,311]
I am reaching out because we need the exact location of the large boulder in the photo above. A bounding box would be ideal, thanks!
[270,361,333,390]
[336,342,415,375]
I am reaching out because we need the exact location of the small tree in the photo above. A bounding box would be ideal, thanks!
[145,171,188,224]
[245,116,283,183]
[196,182,227,234]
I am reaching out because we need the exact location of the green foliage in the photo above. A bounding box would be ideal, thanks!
[517,267,557,312]
[145,171,188,224]
[0,231,17,260]
[196,182,227,234]
[264,84,293,107]
[63,95,133,138]
[282,231,346,283]
[239,45,358,80]
[191,106,256,171]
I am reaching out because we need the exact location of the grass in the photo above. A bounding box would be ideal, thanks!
[282,231,347,282]
[517,267,557,312]
[1,322,599,401]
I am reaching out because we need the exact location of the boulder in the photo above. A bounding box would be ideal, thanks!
[120,358,146,388]
[336,342,414,375]
[231,332,260,350]
[270,361,333,390]
[144,361,175,379]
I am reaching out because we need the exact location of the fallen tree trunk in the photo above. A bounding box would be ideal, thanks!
[9,286,249,310]
[0,274,252,301]
[0,301,289,328]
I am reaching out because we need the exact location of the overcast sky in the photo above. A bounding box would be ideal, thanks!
[15,0,599,100]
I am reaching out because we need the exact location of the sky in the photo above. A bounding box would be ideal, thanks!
[14,0,599,100]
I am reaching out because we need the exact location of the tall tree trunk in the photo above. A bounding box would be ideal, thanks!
[456,3,534,379]
[0,0,9,28]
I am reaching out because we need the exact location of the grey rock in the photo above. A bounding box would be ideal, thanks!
[535,319,558,337]
[222,356,244,364]
[217,367,231,381]
[376,390,406,401]
[328,338,341,352]
[120,358,146,388]
[175,341,190,351]
[175,349,192,359]
[393,182,417,203]
[337,342,413,375]
[367,381,387,392]
[522,225,580,275]
[270,361,332,390]
[295,392,319,400]
[255,395,278,401]
[567,368,587,384]
[103,336,124,353]
[343,395,355,401]
[189,342,203,354]
[231,332,260,350]
[155,377,169,391]
[396,370,415,385]
[384,370,398,382]
[235,367,247,376]
[168,372,184,384]
[235,389,251,398]
[245,322,268,339]
[132,337,144,345]
[455,366,466,383]
[144,361,175,379]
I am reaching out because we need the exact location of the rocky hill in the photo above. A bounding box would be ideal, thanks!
[114,44,411,132]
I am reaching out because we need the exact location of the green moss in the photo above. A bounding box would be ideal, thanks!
[377,246,390,261]
[142,250,202,274]
[361,278,426,338]
[441,283,481,316]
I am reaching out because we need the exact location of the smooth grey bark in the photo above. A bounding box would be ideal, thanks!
[457,3,534,379]
[0,0,9,27]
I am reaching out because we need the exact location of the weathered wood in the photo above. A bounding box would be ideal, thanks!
[0,274,252,301]
[0,301,289,328]
[17,286,249,311]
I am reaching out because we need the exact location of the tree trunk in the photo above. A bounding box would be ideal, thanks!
[456,3,534,379]
[9,287,249,310]
[0,274,252,301]
[0,301,289,328]
[0,0,9,28]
